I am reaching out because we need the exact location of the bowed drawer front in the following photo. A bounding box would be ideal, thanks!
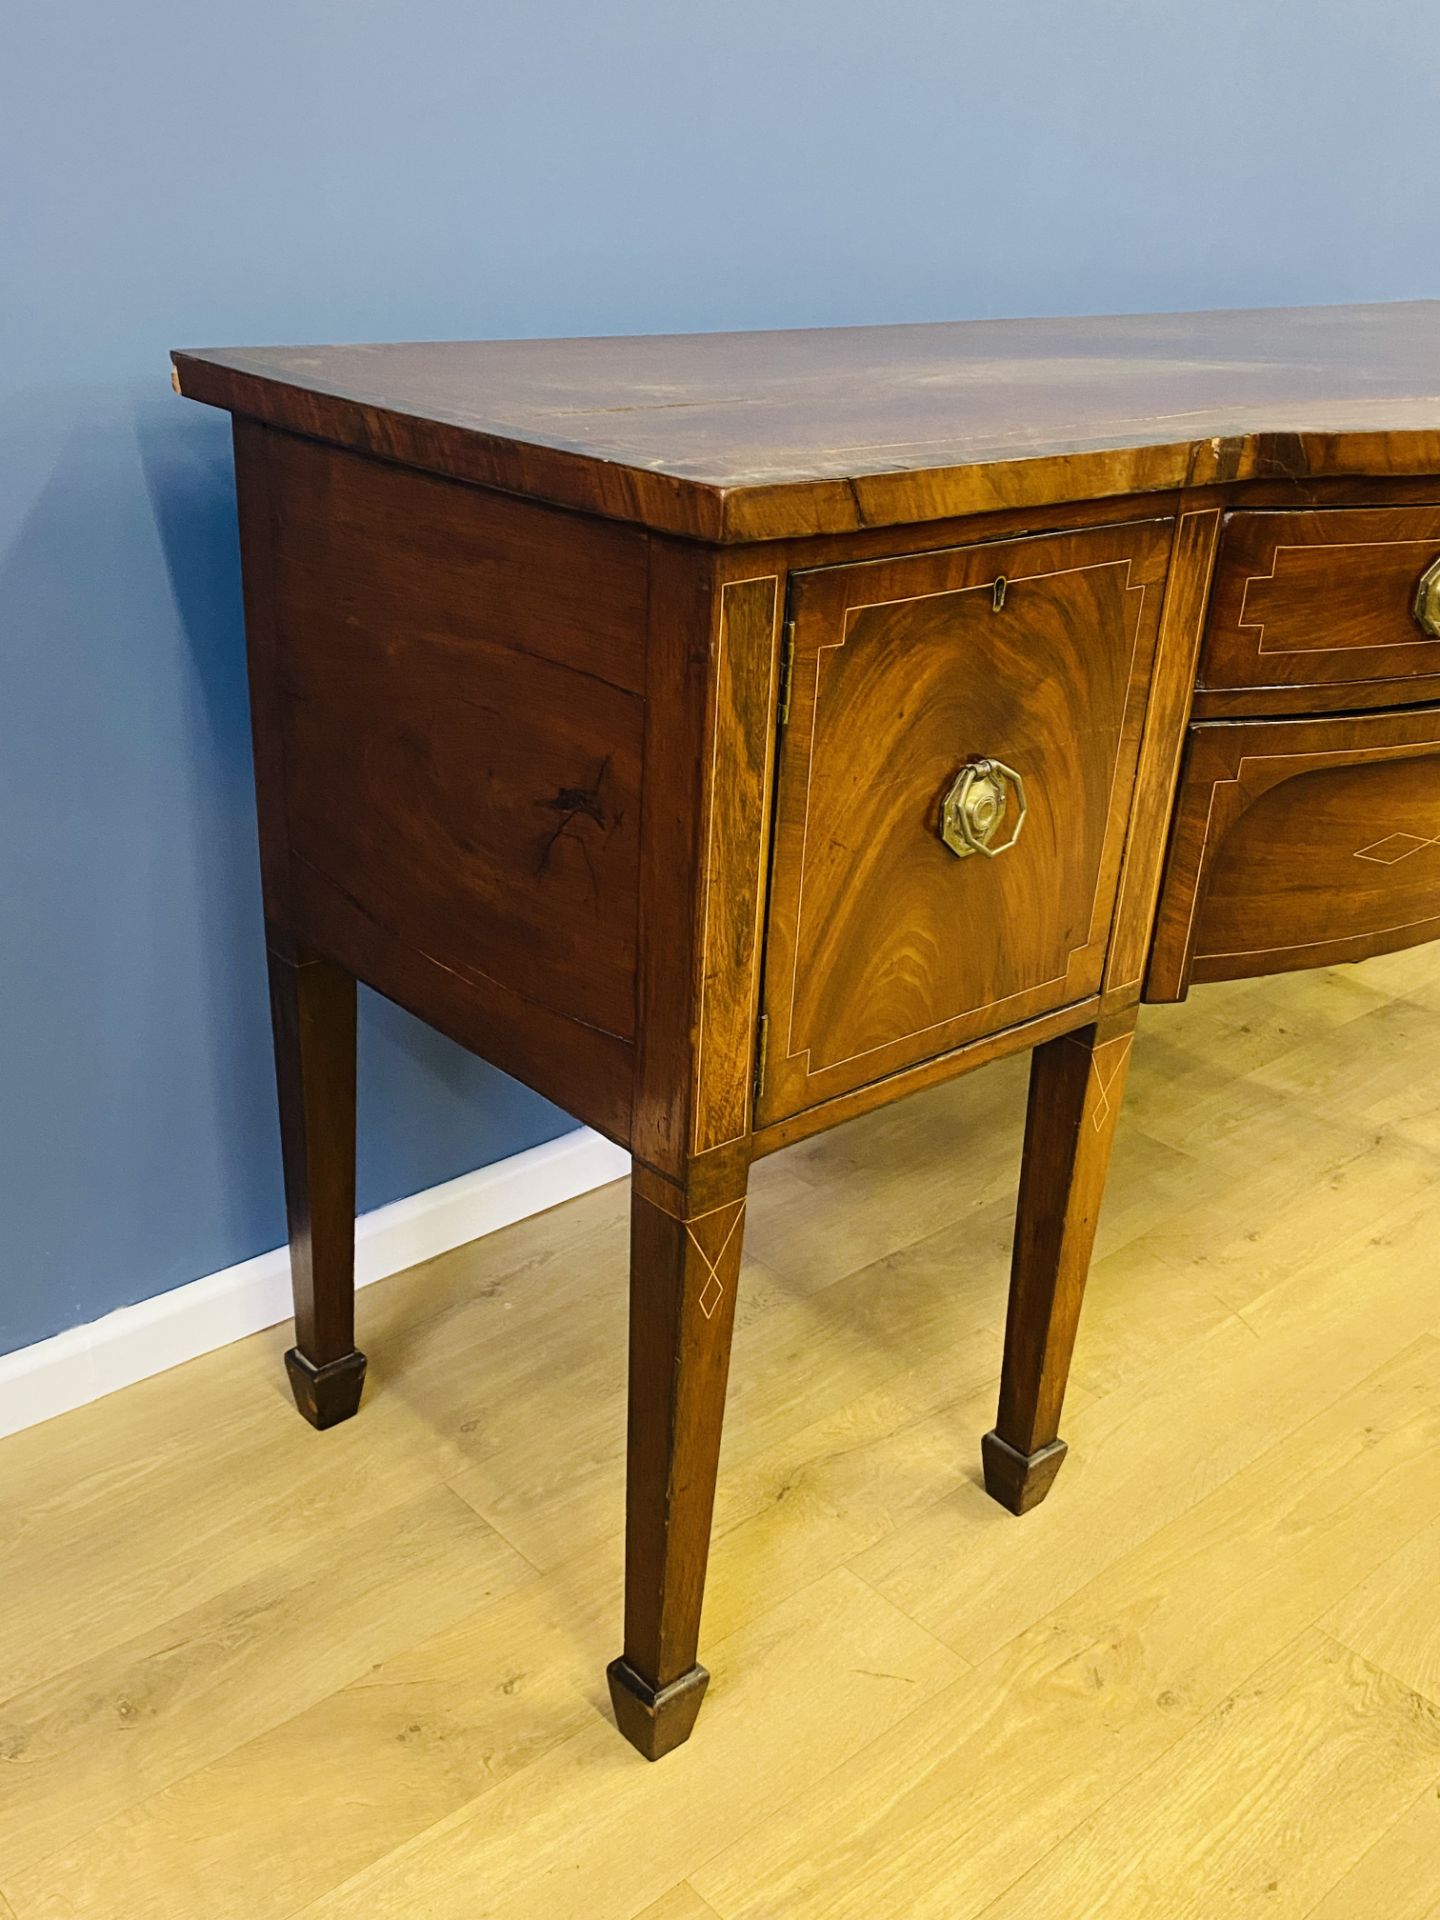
[1147,706,1440,1000]
[756,517,1172,1125]
[1200,506,1440,702]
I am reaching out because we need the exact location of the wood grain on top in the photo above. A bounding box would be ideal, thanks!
[174,303,1440,541]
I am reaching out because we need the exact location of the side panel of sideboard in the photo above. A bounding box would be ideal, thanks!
[234,420,647,1143]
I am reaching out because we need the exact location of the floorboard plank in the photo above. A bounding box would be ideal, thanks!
[0,1486,527,1878]
[1324,1514,1440,1708]
[691,1335,1440,1920]
[1304,1783,1440,1919]
[973,1632,1440,1920]
[852,1147,1439,1663]
[284,1572,961,1920]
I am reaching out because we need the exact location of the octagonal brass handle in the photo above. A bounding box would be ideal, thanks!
[940,757,1028,860]
[1413,555,1440,639]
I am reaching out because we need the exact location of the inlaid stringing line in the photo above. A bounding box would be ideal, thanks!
[800,965,1093,1078]
[1087,1034,1133,1132]
[685,1198,747,1321]
[691,575,779,1154]
[1353,830,1440,863]
[782,558,1149,1080]
[1239,534,1440,658]
[1082,568,1152,965]
[781,630,840,1066]
[734,582,783,1139]
[785,555,1148,1068]
[1174,733,1440,975]
[837,551,1160,624]
[1197,908,1440,965]
[783,557,1112,1066]
[1105,505,1223,998]
[1062,1028,1133,1131]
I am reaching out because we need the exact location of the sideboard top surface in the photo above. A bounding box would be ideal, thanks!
[174,301,1440,543]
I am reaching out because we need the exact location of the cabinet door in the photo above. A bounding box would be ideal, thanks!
[757,518,1171,1125]
[1147,706,1440,1001]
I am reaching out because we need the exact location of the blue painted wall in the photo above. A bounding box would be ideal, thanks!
[3,1,1436,1356]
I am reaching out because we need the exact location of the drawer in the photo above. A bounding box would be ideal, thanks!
[1199,507,1440,703]
[756,517,1172,1124]
[1147,706,1440,1001]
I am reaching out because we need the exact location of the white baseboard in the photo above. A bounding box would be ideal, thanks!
[0,1127,629,1442]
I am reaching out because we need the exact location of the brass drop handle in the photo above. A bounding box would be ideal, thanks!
[940,757,1028,860]
[1413,555,1440,638]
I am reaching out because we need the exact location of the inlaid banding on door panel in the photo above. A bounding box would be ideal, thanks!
[794,564,1144,1082]
[784,562,1146,1074]
[759,518,1172,1126]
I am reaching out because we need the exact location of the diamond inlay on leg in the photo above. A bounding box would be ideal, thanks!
[685,1198,746,1322]
[1085,1033,1133,1132]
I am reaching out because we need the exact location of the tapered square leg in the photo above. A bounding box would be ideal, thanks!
[611,1163,748,1758]
[267,941,364,1429]
[984,1007,1137,1513]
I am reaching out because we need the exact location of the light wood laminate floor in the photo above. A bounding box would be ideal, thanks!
[3,948,1440,1920]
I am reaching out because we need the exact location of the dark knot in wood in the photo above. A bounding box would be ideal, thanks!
[536,755,618,902]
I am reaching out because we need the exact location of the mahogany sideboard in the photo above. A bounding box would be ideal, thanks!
[173,303,1440,1758]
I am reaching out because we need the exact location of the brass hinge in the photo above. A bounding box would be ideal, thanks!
[776,621,796,730]
[752,1012,770,1104]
